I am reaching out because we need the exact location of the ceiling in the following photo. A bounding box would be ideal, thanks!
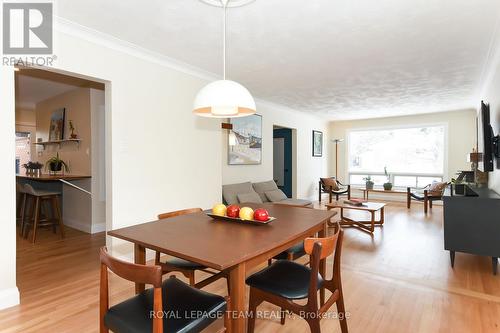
[57,0,500,120]
[15,69,105,108]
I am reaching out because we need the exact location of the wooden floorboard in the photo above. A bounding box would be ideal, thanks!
[1,201,499,332]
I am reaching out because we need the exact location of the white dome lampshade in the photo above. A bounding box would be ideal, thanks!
[193,79,256,118]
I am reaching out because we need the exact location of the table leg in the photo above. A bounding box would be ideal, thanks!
[319,222,327,306]
[134,244,146,294]
[229,262,247,332]
[366,191,369,200]
[380,207,385,225]
[370,211,375,232]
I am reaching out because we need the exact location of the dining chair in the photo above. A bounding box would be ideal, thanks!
[99,247,231,333]
[246,227,347,333]
[155,208,230,291]
[267,204,313,266]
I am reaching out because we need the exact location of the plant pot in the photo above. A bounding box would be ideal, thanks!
[383,182,393,191]
[365,181,374,190]
[49,162,63,173]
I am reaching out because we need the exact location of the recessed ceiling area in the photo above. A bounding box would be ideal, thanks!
[57,0,500,120]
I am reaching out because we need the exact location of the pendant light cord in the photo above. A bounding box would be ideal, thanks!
[222,0,228,80]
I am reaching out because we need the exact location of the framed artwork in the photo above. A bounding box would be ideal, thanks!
[49,108,66,141]
[312,130,323,157]
[228,114,262,165]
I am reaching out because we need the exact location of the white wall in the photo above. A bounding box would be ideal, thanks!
[0,23,224,307]
[329,109,477,183]
[0,67,20,309]
[481,61,500,192]
[221,102,330,200]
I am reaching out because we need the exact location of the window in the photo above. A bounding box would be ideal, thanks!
[348,125,445,188]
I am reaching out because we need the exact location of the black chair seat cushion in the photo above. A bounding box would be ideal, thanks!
[104,277,226,333]
[410,192,442,201]
[246,260,323,300]
[164,257,206,270]
[273,242,306,260]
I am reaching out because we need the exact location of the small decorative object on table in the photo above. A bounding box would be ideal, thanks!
[383,166,393,190]
[344,198,366,207]
[363,176,374,190]
[207,203,275,225]
[69,120,78,139]
[45,153,69,175]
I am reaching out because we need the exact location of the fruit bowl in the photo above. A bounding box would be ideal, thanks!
[205,212,276,226]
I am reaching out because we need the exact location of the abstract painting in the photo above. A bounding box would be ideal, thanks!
[49,108,65,141]
[229,114,262,165]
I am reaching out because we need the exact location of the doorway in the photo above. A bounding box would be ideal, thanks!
[14,67,108,305]
[273,126,295,197]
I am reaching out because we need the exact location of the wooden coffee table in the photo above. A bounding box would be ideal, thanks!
[326,201,386,234]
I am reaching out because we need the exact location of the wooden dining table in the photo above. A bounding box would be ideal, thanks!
[107,203,337,332]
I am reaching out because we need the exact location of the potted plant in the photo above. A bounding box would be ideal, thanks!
[22,161,43,176]
[363,176,374,190]
[383,166,393,190]
[45,153,69,174]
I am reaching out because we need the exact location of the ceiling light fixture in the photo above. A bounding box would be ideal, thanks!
[193,0,256,118]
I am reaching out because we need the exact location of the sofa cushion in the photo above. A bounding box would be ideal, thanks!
[279,198,313,206]
[222,182,254,205]
[237,192,263,204]
[265,189,288,202]
[252,180,279,202]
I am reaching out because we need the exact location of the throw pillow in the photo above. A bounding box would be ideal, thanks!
[237,192,263,204]
[428,182,447,196]
[265,189,288,202]
[321,177,339,191]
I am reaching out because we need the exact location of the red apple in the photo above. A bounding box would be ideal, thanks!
[254,208,270,222]
[226,205,240,218]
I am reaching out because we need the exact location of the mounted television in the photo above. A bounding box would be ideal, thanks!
[478,101,497,172]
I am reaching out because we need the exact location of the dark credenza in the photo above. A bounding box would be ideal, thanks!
[443,185,500,275]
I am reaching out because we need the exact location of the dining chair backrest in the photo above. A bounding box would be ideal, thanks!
[99,247,164,333]
[304,227,343,308]
[157,208,202,220]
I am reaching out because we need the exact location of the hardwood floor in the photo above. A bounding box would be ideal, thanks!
[1,201,499,332]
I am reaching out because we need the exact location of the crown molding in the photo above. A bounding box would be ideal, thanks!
[54,17,321,120]
[54,16,219,82]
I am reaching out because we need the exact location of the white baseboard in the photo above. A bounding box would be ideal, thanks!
[0,287,20,310]
[91,222,106,234]
[64,218,92,233]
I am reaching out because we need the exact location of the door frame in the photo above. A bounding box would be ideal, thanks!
[273,125,297,198]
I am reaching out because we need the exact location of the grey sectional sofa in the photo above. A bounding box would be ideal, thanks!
[222,180,312,207]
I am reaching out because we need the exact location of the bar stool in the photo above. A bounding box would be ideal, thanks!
[22,184,65,243]
[16,183,26,227]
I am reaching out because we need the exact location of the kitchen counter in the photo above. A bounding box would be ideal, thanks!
[16,174,91,181]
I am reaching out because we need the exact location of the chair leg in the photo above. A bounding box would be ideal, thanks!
[306,318,321,333]
[280,308,286,325]
[188,271,195,286]
[267,259,272,266]
[19,193,26,236]
[32,197,40,244]
[429,200,433,209]
[424,198,428,214]
[23,195,33,239]
[225,275,231,295]
[336,290,348,333]
[52,196,64,238]
[223,296,232,333]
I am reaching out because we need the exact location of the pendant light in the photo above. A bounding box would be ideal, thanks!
[193,0,256,118]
